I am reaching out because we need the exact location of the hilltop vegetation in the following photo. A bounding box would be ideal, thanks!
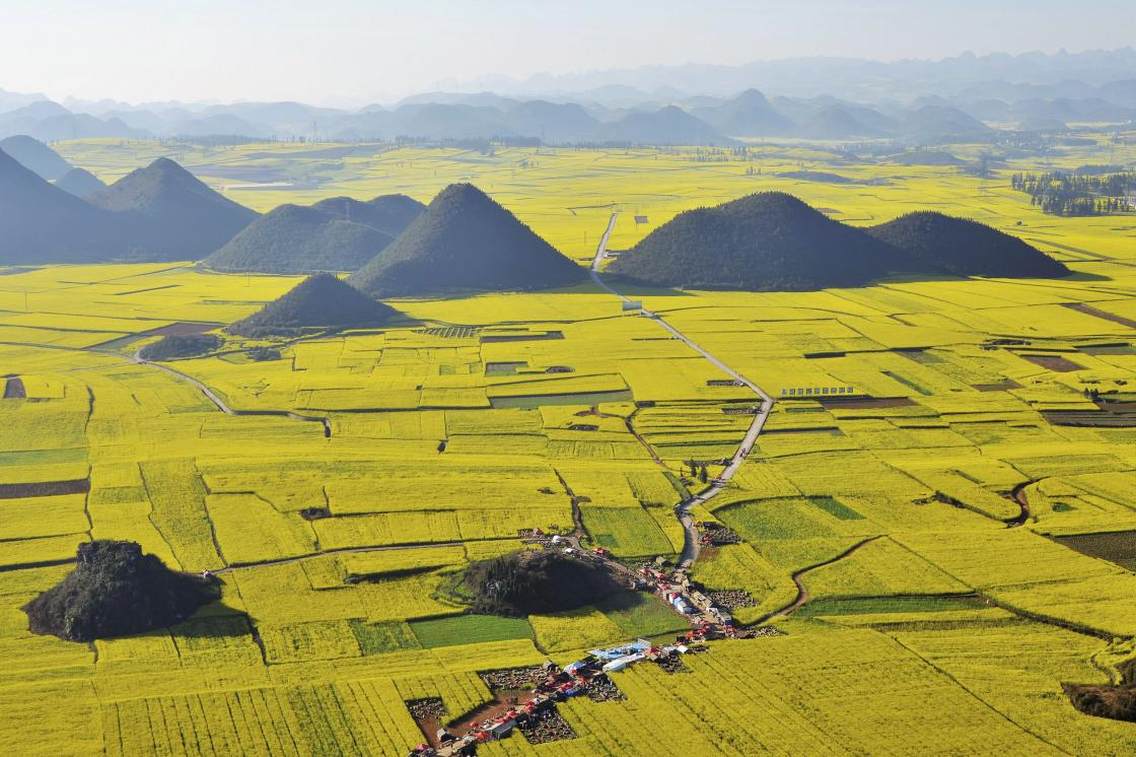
[868,211,1071,278]
[350,183,587,297]
[206,194,424,274]
[607,191,898,290]
[228,274,399,336]
[608,192,1068,290]
[89,157,257,260]
[464,550,623,617]
[310,194,426,237]
[139,333,222,361]
[206,205,393,273]
[23,541,217,642]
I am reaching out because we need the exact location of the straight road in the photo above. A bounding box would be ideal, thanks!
[589,212,774,566]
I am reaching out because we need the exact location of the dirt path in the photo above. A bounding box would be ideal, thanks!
[1007,481,1033,527]
[589,212,774,567]
[132,350,332,436]
[752,535,883,624]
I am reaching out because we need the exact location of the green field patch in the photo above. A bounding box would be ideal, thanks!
[408,614,532,649]
[717,498,843,541]
[0,448,86,468]
[596,591,689,638]
[350,619,423,654]
[810,496,865,520]
[880,370,933,396]
[582,505,675,557]
[797,594,985,618]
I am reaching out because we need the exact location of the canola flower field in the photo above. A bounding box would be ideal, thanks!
[1,134,1136,754]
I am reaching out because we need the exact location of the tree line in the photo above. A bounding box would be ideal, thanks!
[1011,171,1135,216]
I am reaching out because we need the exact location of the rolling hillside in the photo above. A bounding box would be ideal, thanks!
[228,273,399,336]
[607,191,899,290]
[869,211,1071,278]
[89,157,258,260]
[350,183,587,297]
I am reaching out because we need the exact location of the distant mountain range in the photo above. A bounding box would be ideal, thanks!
[1,49,1132,145]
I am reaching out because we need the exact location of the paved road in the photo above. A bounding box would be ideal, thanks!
[589,212,774,567]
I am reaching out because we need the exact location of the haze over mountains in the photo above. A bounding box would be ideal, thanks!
[1,49,1132,144]
[0,144,258,264]
[88,158,258,260]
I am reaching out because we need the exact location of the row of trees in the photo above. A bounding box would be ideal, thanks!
[1011,171,1135,216]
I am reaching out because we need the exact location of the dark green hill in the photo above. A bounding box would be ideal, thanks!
[868,212,1070,278]
[206,194,423,274]
[464,550,623,617]
[0,135,72,180]
[607,192,899,291]
[205,204,393,273]
[23,540,216,642]
[0,147,122,264]
[89,157,258,261]
[310,193,425,237]
[349,183,587,297]
[139,333,222,361]
[228,274,399,337]
[55,167,107,199]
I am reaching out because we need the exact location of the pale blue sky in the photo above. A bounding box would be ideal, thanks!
[3,0,1133,105]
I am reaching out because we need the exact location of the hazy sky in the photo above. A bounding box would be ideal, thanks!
[3,0,1133,105]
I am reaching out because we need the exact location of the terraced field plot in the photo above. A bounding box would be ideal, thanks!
[2,135,1136,754]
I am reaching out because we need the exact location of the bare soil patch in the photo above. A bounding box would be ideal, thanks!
[1063,302,1136,330]
[2,376,25,399]
[0,478,89,499]
[973,379,1022,392]
[1022,354,1084,372]
[517,707,577,744]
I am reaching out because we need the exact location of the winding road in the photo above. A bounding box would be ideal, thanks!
[589,212,774,567]
[132,350,332,436]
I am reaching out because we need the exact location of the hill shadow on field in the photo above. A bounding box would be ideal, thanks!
[1060,271,1112,283]
[169,608,256,640]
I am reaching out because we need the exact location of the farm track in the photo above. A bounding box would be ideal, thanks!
[752,535,884,624]
[1007,481,1033,527]
[131,351,333,436]
[589,212,774,568]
